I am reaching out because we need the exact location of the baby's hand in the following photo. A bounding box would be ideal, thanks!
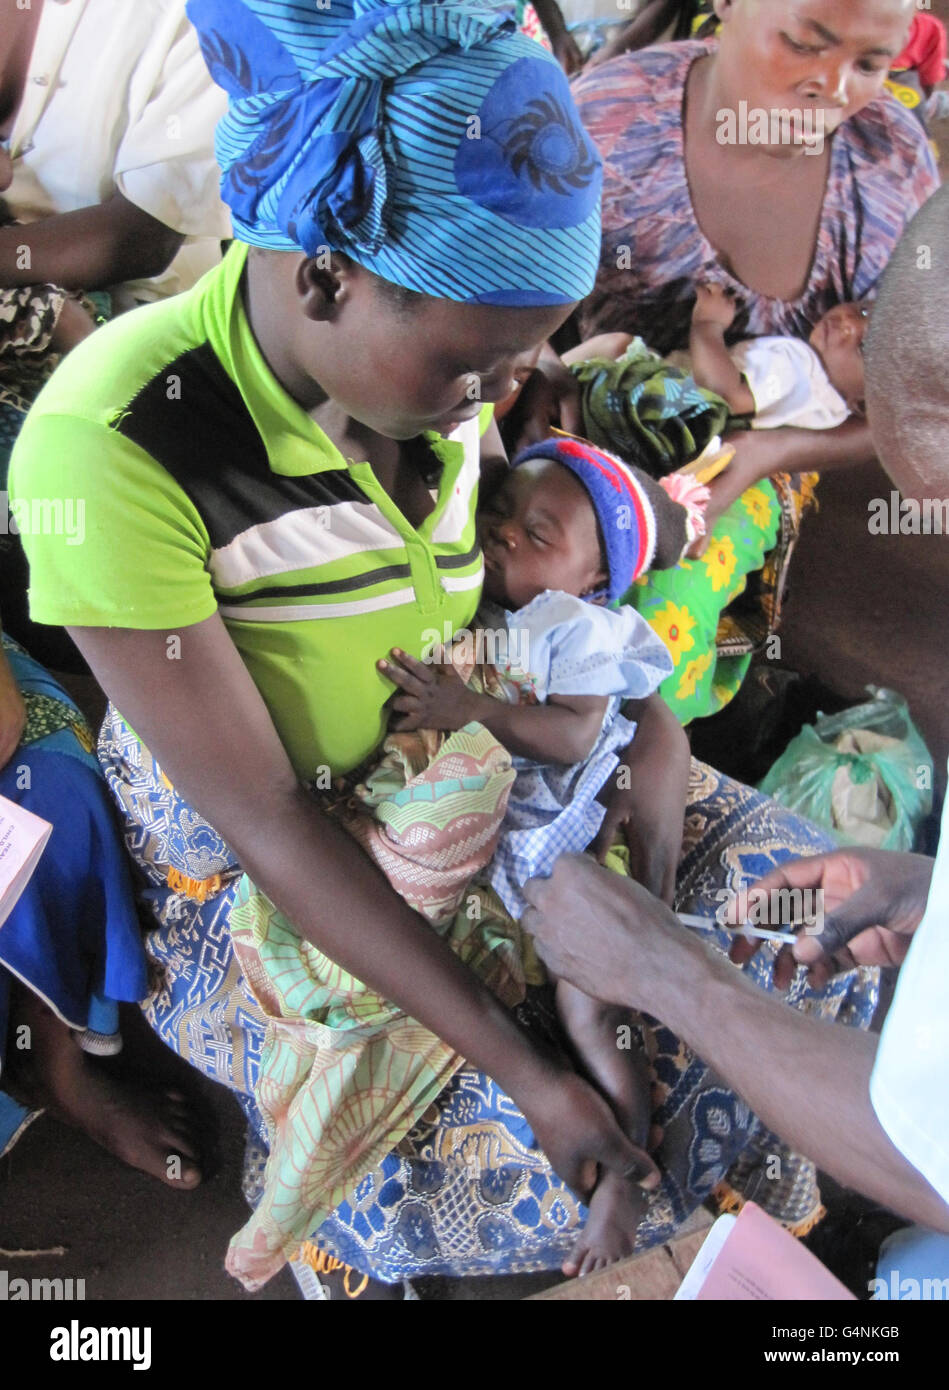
[378,648,478,733]
[692,282,737,329]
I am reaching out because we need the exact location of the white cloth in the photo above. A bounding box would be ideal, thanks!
[729,336,851,431]
[5,0,230,307]
[557,0,634,25]
[871,764,949,1205]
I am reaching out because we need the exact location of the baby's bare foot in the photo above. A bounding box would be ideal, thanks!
[563,1170,649,1279]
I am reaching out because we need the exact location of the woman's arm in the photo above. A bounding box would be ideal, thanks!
[531,0,583,76]
[380,647,609,764]
[0,193,184,291]
[689,416,877,550]
[585,0,683,67]
[68,615,645,1194]
[592,693,690,904]
[729,416,877,481]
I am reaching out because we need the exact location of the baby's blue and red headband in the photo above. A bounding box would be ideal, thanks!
[512,435,708,602]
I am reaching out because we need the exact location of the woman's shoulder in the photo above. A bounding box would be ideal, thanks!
[838,93,939,187]
[573,39,709,121]
[22,296,198,437]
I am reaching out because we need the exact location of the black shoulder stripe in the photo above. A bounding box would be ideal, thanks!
[114,343,364,550]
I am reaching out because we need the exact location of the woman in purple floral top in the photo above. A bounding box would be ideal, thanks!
[570,0,937,507]
[565,0,938,722]
[574,28,938,356]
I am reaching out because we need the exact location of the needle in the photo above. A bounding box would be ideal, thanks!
[677,911,799,947]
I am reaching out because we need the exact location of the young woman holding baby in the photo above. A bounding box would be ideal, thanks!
[9,0,881,1296]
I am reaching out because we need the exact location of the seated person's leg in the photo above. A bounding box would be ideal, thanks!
[4,979,201,1188]
[0,639,202,1186]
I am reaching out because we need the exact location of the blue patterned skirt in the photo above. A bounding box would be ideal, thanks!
[99,706,878,1282]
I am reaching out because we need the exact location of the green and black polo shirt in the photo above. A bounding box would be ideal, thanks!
[10,243,485,779]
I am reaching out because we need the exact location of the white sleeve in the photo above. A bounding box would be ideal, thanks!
[114,5,231,239]
[870,774,949,1204]
[729,337,851,431]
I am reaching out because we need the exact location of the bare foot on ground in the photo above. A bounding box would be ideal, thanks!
[7,985,202,1188]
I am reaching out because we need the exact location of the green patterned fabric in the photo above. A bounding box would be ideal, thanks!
[225,720,541,1290]
[571,339,731,478]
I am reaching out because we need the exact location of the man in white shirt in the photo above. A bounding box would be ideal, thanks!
[524,185,949,1250]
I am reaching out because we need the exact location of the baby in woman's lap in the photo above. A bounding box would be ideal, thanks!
[378,435,707,1275]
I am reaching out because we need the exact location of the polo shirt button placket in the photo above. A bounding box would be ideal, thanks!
[405,540,441,616]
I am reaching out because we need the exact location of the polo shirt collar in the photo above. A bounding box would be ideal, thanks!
[202,242,350,478]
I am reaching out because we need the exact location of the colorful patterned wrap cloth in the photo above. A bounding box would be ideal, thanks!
[228,678,549,1287]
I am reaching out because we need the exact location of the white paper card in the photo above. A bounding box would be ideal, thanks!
[0,792,52,929]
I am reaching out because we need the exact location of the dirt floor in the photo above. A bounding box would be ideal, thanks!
[2,28,948,1305]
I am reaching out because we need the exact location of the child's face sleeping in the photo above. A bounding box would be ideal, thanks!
[478,459,607,611]
[809,302,871,411]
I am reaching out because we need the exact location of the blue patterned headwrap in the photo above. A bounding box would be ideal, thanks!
[186,0,602,306]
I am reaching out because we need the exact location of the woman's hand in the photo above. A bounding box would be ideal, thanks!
[584,37,621,69]
[591,695,689,904]
[551,28,584,76]
[684,466,747,557]
[685,427,790,557]
[689,417,874,560]
[727,848,935,989]
[520,1062,659,1199]
[378,647,478,732]
[0,646,26,772]
[501,343,583,453]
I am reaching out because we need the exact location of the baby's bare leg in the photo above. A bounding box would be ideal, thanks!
[556,977,655,1277]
